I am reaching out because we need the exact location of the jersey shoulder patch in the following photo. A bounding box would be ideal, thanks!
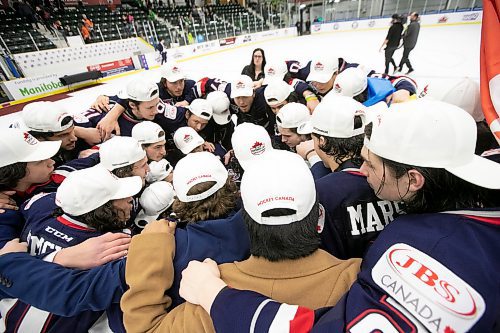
[372,243,485,333]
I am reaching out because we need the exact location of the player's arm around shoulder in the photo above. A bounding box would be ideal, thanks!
[121,220,178,333]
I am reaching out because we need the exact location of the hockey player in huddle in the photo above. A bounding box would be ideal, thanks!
[178,100,500,333]
[0,167,142,332]
[297,96,404,259]
[0,129,60,248]
[286,56,417,102]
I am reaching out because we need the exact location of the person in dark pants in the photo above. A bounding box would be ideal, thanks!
[379,14,403,74]
[398,12,420,74]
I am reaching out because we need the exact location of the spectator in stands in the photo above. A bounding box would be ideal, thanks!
[16,0,39,29]
[35,5,56,36]
[241,48,266,87]
[82,13,94,37]
[81,23,91,44]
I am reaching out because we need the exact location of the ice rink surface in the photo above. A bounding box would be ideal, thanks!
[0,22,481,127]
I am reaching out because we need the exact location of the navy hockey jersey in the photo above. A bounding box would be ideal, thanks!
[208,209,500,333]
[0,192,124,333]
[316,161,404,259]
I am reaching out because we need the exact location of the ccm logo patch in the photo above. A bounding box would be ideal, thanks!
[372,243,485,333]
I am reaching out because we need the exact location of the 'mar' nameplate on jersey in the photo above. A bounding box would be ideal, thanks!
[372,243,485,333]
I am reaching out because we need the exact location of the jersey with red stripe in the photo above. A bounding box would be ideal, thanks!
[316,160,404,259]
[209,209,500,332]
[0,192,121,333]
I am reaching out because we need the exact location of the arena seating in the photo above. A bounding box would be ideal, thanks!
[0,9,57,54]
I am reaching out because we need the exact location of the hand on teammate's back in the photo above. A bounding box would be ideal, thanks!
[142,219,176,235]
[179,258,226,313]
[0,238,28,256]
[53,232,131,269]
[0,191,18,213]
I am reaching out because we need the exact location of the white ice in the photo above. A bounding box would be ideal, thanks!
[0,22,481,127]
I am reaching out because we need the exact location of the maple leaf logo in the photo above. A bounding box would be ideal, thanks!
[183,134,193,143]
[314,62,324,71]
[250,141,265,155]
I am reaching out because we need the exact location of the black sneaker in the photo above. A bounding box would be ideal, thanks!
[406,68,414,75]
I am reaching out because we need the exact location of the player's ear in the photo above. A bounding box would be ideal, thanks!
[407,169,425,192]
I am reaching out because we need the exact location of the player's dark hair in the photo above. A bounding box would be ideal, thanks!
[53,201,128,232]
[0,162,28,190]
[248,48,266,79]
[312,115,364,167]
[281,126,311,141]
[242,201,320,262]
[364,123,500,213]
[128,99,143,108]
[113,164,135,178]
[172,177,238,222]
[352,88,369,104]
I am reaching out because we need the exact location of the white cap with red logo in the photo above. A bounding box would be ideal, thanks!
[306,57,339,83]
[241,150,316,225]
[230,75,254,98]
[331,67,368,98]
[173,126,205,155]
[262,61,288,85]
[173,152,229,202]
[231,123,273,170]
[136,181,176,224]
[161,61,186,82]
[0,129,61,168]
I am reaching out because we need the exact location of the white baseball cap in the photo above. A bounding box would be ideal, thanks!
[146,159,173,183]
[55,166,143,216]
[188,99,213,120]
[306,57,339,83]
[132,121,166,145]
[262,61,288,85]
[331,67,368,97]
[423,77,483,122]
[298,95,366,138]
[230,75,254,98]
[276,102,311,129]
[231,123,273,170]
[241,150,316,225]
[118,79,159,102]
[206,91,231,125]
[22,102,74,133]
[136,181,175,223]
[364,100,500,189]
[173,152,229,202]
[173,127,205,154]
[0,129,61,168]
[264,81,293,107]
[99,136,147,171]
[161,61,186,82]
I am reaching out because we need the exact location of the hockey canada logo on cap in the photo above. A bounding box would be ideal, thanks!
[236,81,246,89]
[334,83,342,93]
[267,68,276,76]
[23,132,38,145]
[250,141,265,155]
[314,62,324,71]
[183,134,193,143]
[171,66,180,73]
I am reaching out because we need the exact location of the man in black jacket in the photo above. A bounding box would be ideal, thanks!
[379,14,403,74]
[398,12,420,74]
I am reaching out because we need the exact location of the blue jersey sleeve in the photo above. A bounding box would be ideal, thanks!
[0,253,126,315]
